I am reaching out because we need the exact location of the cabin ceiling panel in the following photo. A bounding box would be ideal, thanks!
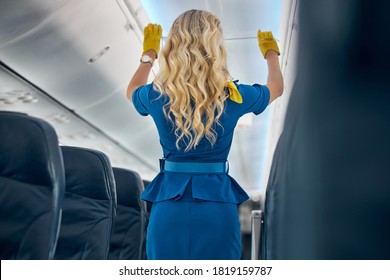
[142,0,281,39]
[0,0,70,44]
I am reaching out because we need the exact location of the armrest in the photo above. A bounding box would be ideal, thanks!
[251,210,263,260]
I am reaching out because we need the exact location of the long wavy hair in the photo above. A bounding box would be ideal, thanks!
[154,9,230,151]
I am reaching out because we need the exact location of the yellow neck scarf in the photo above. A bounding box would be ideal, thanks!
[227,81,243,104]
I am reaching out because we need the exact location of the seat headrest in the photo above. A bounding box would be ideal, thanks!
[113,167,144,209]
[61,146,116,201]
[0,111,64,187]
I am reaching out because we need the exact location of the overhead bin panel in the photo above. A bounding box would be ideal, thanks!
[0,0,143,110]
[77,85,162,168]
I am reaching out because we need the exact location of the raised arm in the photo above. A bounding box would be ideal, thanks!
[127,23,162,101]
[126,49,157,101]
[258,31,284,104]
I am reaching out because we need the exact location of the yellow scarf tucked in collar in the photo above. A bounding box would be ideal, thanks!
[227,81,243,104]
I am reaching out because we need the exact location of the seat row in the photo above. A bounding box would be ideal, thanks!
[0,111,148,259]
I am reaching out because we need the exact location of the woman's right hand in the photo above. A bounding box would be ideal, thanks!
[258,30,280,59]
[143,23,162,57]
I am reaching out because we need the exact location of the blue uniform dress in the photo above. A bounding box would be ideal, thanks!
[132,82,270,260]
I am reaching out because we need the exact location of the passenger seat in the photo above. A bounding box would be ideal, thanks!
[0,111,65,259]
[109,167,147,260]
[54,146,116,259]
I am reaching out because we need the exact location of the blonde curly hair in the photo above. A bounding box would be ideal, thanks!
[154,9,230,151]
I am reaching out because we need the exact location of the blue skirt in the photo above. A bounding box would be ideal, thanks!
[146,186,242,260]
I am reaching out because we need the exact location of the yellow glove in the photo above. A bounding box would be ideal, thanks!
[143,23,162,57]
[258,30,280,58]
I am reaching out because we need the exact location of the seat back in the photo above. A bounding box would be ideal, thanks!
[0,111,65,259]
[109,168,147,259]
[262,0,390,259]
[54,146,116,259]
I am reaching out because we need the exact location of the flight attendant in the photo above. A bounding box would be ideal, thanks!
[127,9,283,260]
